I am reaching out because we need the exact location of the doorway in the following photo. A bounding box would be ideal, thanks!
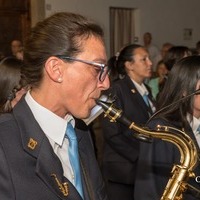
[110,7,136,56]
[0,0,31,56]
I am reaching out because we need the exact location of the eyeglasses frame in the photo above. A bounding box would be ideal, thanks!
[55,55,109,82]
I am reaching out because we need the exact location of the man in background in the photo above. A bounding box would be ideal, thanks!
[10,39,23,58]
[143,32,161,72]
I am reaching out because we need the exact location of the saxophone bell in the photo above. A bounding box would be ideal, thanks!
[96,96,199,200]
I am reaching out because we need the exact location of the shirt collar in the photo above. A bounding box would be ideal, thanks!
[25,91,74,146]
[131,79,149,96]
[187,114,200,133]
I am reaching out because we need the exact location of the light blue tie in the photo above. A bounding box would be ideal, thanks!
[143,94,150,107]
[66,122,84,198]
[197,125,200,134]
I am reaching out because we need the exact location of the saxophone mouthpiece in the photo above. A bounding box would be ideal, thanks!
[83,95,110,125]
[96,98,111,110]
[96,93,116,109]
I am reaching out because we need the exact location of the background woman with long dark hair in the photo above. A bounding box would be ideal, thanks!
[135,55,200,200]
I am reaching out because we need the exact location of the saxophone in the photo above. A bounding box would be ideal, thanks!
[96,99,199,200]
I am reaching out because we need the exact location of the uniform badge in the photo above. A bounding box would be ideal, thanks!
[28,138,38,150]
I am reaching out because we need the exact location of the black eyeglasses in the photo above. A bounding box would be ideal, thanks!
[56,55,110,82]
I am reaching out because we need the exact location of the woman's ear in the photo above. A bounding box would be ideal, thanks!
[44,56,64,83]
[125,60,134,71]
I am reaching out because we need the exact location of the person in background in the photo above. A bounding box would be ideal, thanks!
[100,44,156,200]
[10,39,23,58]
[151,45,193,99]
[143,32,161,72]
[15,48,24,60]
[148,60,168,99]
[0,12,110,200]
[0,57,27,113]
[135,55,200,200]
[163,45,192,71]
[160,42,173,59]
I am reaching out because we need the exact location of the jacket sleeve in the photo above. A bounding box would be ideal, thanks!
[101,85,140,163]
[0,142,15,199]
[134,119,180,200]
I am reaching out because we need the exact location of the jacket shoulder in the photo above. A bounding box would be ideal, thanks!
[0,113,15,125]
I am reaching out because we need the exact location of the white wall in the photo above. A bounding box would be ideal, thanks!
[44,0,200,56]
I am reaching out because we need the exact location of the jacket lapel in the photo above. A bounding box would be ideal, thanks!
[125,76,152,115]
[36,138,82,200]
[13,98,82,200]
[76,128,92,200]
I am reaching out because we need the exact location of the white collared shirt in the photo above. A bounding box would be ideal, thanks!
[25,91,75,184]
[187,114,200,148]
[131,79,156,113]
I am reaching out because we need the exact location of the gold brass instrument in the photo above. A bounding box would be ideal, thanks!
[96,99,199,200]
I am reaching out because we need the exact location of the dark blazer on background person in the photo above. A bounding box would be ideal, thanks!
[0,97,107,200]
[134,118,200,200]
[101,75,155,190]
